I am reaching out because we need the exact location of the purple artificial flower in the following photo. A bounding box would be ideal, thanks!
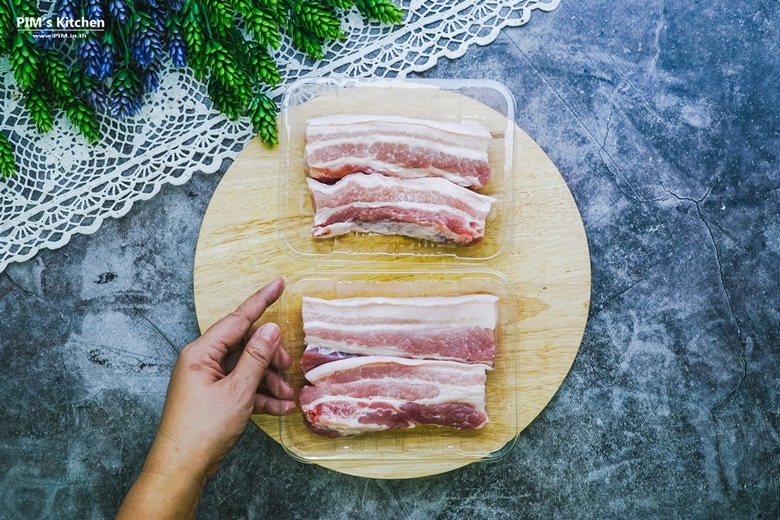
[149,5,167,34]
[78,36,105,78]
[141,67,160,93]
[99,48,115,81]
[85,0,103,22]
[85,83,109,112]
[108,0,130,24]
[131,13,163,69]
[56,0,80,22]
[165,26,187,67]
[132,33,162,69]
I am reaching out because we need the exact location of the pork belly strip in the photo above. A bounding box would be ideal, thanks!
[304,114,492,189]
[299,356,488,437]
[302,327,495,367]
[301,295,498,369]
[306,174,496,245]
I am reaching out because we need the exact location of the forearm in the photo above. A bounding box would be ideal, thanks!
[117,435,210,520]
[117,468,203,520]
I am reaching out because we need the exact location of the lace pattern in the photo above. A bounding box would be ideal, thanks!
[0,0,560,272]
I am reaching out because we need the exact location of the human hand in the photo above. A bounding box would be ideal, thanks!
[117,278,295,519]
[145,277,295,483]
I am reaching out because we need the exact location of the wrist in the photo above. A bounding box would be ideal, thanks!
[143,430,214,489]
[117,436,209,520]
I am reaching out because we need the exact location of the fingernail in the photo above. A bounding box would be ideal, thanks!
[258,323,280,344]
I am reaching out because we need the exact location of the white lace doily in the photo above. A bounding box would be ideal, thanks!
[0,0,560,273]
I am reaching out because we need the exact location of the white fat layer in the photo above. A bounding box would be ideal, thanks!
[304,321,487,332]
[302,295,499,328]
[307,174,496,207]
[303,355,487,384]
[305,114,492,141]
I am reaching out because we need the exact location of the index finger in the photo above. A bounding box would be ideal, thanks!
[202,277,285,349]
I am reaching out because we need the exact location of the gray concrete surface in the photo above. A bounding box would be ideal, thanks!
[1,0,779,518]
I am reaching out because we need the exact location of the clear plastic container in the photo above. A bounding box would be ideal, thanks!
[277,77,516,261]
[278,270,518,463]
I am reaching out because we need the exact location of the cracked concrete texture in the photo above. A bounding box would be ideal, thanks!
[1,0,779,518]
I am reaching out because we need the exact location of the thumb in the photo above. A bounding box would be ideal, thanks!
[229,323,281,397]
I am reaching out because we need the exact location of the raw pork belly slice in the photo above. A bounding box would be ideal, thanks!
[299,356,489,437]
[306,173,496,245]
[301,294,498,369]
[304,114,493,189]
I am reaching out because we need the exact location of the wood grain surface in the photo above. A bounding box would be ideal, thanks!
[193,87,590,479]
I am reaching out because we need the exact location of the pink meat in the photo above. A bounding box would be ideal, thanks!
[302,326,496,367]
[299,356,489,437]
[306,173,496,245]
[304,114,493,189]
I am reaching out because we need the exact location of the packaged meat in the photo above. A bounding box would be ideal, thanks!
[297,292,499,438]
[278,77,515,260]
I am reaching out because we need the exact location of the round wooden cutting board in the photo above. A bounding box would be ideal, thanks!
[193,89,590,479]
